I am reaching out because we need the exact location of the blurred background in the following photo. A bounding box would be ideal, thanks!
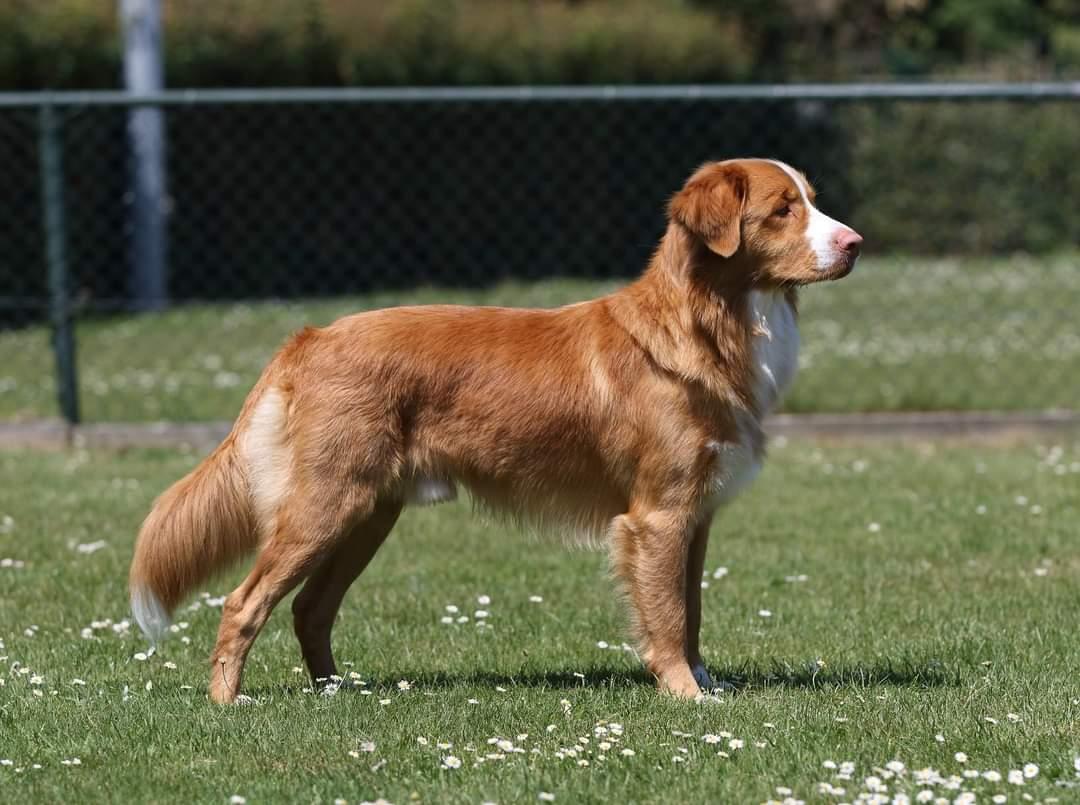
[0,0,1078,424]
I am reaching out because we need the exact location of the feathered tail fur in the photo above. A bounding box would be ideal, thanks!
[128,435,257,642]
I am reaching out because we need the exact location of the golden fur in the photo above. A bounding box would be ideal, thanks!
[129,158,862,703]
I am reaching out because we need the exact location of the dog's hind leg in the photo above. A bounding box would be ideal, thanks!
[207,485,374,704]
[291,497,402,685]
[610,509,701,699]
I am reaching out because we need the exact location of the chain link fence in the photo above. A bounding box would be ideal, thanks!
[1,84,1078,423]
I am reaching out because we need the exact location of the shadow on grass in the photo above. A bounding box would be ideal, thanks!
[248,658,959,698]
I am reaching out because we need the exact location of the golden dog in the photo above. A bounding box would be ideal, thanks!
[130,158,862,703]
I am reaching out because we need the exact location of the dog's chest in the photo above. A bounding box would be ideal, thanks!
[703,292,799,509]
[749,291,799,414]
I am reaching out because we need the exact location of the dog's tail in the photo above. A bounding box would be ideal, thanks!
[129,433,258,643]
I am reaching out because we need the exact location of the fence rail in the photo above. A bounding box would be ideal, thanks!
[0,83,1078,425]
[1,81,1079,107]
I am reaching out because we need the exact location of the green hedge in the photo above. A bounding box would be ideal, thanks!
[845,101,1080,254]
[0,0,752,90]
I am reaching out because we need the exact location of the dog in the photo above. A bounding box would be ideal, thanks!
[129,158,862,703]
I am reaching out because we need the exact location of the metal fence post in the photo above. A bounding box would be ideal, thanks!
[121,0,169,311]
[38,102,81,426]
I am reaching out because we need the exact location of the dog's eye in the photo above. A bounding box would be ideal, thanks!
[772,205,792,218]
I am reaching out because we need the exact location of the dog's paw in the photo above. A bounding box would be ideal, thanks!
[691,663,714,690]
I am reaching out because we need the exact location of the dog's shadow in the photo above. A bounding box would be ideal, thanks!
[249,658,958,699]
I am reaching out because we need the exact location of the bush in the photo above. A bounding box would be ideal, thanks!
[0,0,753,90]
[845,100,1080,254]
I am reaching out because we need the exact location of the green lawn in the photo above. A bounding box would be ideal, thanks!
[1,253,1078,422]
[1,440,1079,803]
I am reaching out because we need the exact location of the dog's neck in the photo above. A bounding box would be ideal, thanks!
[610,224,794,415]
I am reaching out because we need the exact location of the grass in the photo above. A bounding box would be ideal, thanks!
[2,252,1079,422]
[1,439,1079,803]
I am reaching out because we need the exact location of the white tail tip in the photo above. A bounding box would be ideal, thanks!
[131,586,171,644]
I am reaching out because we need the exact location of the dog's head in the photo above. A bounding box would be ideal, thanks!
[669,158,862,285]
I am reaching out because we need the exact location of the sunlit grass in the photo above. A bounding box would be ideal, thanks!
[1,439,1079,802]
[1,253,1078,421]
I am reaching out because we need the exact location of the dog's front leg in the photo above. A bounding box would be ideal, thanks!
[611,510,701,698]
[684,519,714,690]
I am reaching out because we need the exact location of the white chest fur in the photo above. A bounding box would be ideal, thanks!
[704,291,799,510]
[749,290,799,415]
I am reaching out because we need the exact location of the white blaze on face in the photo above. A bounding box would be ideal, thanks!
[767,160,854,271]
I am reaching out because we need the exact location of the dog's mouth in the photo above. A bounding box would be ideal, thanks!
[817,255,859,282]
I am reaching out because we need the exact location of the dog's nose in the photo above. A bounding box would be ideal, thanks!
[835,228,863,256]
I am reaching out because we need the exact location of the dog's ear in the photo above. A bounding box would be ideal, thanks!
[668,164,748,258]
